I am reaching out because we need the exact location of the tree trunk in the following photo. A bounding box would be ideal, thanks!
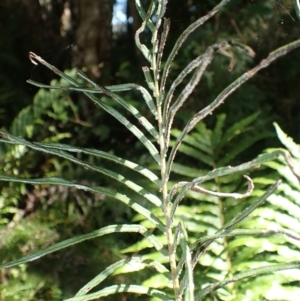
[72,0,113,81]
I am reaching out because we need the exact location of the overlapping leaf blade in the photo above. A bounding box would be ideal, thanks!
[0,224,167,270]
[0,132,162,207]
[0,174,165,232]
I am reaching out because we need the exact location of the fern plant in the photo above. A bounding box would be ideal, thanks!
[1,1,300,300]
[249,123,300,300]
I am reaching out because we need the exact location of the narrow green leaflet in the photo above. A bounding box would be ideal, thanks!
[0,224,167,269]
[166,45,216,145]
[220,180,281,231]
[0,174,165,232]
[135,0,155,32]
[191,228,300,251]
[134,1,156,62]
[27,52,160,164]
[0,135,160,185]
[27,80,158,118]
[195,262,300,301]
[163,54,204,119]
[38,141,160,185]
[0,132,162,207]
[160,0,231,95]
[76,259,134,296]
[142,66,156,93]
[170,151,284,216]
[179,223,194,301]
[76,257,169,296]
[73,83,161,164]
[77,71,158,140]
[274,122,300,159]
[166,38,300,177]
[65,284,172,301]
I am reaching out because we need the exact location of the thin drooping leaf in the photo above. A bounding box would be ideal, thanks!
[178,223,194,301]
[165,45,216,145]
[77,70,159,140]
[113,257,169,275]
[166,38,300,176]
[191,228,300,252]
[191,180,281,259]
[76,257,169,296]
[160,0,232,95]
[134,1,155,63]
[33,141,160,185]
[0,224,167,269]
[134,0,155,32]
[1,135,160,185]
[27,79,158,118]
[27,52,160,164]
[163,54,204,119]
[157,18,170,84]
[195,261,300,301]
[0,174,165,232]
[0,132,162,207]
[220,180,282,232]
[170,179,286,296]
[65,284,172,301]
[171,150,285,208]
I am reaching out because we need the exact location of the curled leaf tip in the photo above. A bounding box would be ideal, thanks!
[29,52,38,65]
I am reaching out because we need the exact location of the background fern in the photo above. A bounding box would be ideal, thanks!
[123,114,300,300]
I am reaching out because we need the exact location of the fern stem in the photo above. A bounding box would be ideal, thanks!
[149,3,180,298]
[157,66,179,299]
[157,102,180,300]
